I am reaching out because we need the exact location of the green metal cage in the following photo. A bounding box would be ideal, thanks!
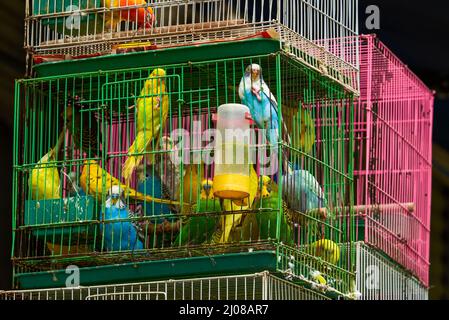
[12,40,356,298]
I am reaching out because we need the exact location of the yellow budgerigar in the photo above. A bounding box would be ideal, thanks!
[122,68,170,185]
[309,239,341,266]
[81,160,184,207]
[29,131,65,200]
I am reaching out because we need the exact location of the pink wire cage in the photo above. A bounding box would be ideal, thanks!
[353,34,434,286]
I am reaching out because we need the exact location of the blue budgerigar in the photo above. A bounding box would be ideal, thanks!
[239,63,280,146]
[282,169,329,239]
[101,185,144,252]
[136,164,171,225]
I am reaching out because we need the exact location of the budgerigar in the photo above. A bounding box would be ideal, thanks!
[238,64,293,178]
[253,176,294,245]
[80,160,183,207]
[136,164,171,225]
[101,185,144,251]
[155,136,182,202]
[284,106,316,154]
[282,169,328,240]
[103,0,155,31]
[29,130,65,200]
[122,68,169,185]
[178,162,204,213]
[308,239,341,266]
[176,179,221,246]
[239,63,279,146]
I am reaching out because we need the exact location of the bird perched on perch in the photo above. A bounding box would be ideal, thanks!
[103,0,155,31]
[29,130,65,200]
[282,169,328,240]
[101,185,144,251]
[80,160,183,207]
[122,68,169,185]
[253,175,294,245]
[63,95,102,159]
[176,179,221,246]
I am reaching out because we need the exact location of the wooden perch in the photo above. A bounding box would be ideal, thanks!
[307,202,416,220]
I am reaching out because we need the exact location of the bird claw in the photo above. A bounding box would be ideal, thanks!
[128,105,136,110]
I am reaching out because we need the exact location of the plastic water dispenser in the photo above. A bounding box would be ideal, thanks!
[213,104,251,200]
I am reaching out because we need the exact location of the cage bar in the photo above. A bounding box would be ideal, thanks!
[355,242,428,300]
[352,35,434,286]
[0,272,330,300]
[12,45,355,296]
[25,0,359,93]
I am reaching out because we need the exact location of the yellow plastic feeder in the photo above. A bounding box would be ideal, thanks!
[213,104,251,200]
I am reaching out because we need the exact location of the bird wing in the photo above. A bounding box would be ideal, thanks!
[261,80,278,106]
[81,160,187,206]
[122,74,169,184]
[238,75,248,101]
[29,131,65,200]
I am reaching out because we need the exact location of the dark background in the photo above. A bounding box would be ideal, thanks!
[1,1,449,298]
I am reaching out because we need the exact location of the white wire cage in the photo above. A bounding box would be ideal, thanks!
[355,242,428,300]
[26,0,359,92]
[0,272,330,300]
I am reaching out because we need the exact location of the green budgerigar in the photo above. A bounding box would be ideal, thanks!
[176,179,221,246]
[254,176,294,245]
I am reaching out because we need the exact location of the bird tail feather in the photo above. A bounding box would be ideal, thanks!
[122,131,154,184]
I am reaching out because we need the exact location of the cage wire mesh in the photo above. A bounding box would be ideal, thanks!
[12,52,355,294]
[351,35,433,286]
[355,242,428,300]
[25,0,359,93]
[0,272,330,300]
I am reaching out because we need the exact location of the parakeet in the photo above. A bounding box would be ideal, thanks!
[136,163,171,224]
[310,270,327,285]
[238,63,293,178]
[239,63,279,146]
[103,0,155,31]
[122,68,169,185]
[284,105,316,154]
[308,239,341,266]
[253,175,294,245]
[218,165,259,244]
[176,179,221,246]
[101,185,144,251]
[80,160,183,207]
[179,162,203,209]
[63,95,102,159]
[282,169,328,240]
[29,130,65,200]
[154,136,182,203]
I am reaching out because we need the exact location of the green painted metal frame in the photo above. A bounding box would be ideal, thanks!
[13,40,356,297]
[33,38,282,78]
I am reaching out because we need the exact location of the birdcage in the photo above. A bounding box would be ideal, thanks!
[12,39,356,298]
[355,242,428,300]
[0,272,330,300]
[25,0,359,93]
[351,35,434,286]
